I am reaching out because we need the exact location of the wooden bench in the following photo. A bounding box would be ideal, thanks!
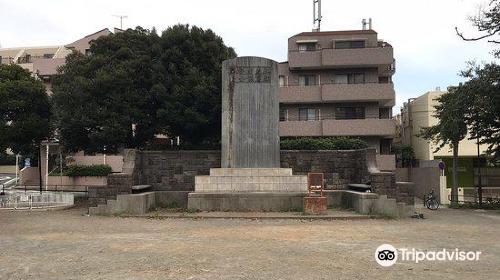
[131,185,152,194]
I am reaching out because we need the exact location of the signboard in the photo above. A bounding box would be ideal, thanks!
[438,161,446,171]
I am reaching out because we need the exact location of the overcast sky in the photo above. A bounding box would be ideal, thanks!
[0,0,497,113]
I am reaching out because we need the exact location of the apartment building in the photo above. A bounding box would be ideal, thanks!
[278,29,396,156]
[0,28,114,93]
[397,89,499,190]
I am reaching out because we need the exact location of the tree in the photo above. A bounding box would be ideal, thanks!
[0,64,51,157]
[460,62,500,160]
[456,0,500,56]
[417,88,469,204]
[156,24,236,144]
[51,25,236,154]
[52,27,160,154]
[391,145,415,168]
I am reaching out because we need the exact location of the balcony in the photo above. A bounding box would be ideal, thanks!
[279,83,395,104]
[279,118,396,137]
[288,46,393,69]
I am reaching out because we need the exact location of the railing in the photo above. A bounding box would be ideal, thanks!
[280,116,391,122]
[0,191,75,210]
[280,81,393,87]
[288,43,393,52]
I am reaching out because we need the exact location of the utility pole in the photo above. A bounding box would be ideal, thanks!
[477,137,483,207]
[113,15,128,29]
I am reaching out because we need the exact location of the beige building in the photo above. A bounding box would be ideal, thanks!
[398,89,499,191]
[0,28,114,93]
[278,29,396,169]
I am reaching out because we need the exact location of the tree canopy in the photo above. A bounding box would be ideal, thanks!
[0,64,51,157]
[52,25,236,154]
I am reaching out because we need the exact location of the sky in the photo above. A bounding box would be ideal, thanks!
[0,0,497,113]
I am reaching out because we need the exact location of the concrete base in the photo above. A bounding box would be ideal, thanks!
[89,191,190,215]
[323,190,414,218]
[188,192,307,212]
[303,197,327,215]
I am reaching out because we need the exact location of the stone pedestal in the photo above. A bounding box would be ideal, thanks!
[303,197,328,215]
[195,168,307,193]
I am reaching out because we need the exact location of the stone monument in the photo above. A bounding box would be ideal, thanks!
[188,57,308,211]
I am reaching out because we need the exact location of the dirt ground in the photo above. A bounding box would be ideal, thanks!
[1,206,499,280]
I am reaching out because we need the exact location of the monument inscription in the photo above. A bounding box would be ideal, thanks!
[230,66,272,83]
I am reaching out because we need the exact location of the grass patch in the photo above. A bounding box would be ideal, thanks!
[185,208,201,214]
[368,208,397,220]
[110,211,130,218]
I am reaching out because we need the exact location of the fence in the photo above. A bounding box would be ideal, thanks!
[0,191,74,210]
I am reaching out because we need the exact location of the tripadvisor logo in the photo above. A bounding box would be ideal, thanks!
[375,244,481,267]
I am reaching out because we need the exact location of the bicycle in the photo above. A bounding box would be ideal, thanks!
[424,189,440,210]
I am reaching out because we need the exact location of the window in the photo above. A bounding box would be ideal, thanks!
[379,108,391,119]
[298,43,316,52]
[379,76,391,84]
[335,107,365,120]
[85,49,92,56]
[335,40,365,49]
[332,74,365,84]
[299,108,319,121]
[43,54,54,59]
[0,56,2,65]
[279,109,288,121]
[279,75,286,87]
[299,75,316,86]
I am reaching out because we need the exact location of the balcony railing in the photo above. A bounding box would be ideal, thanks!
[288,45,394,69]
[279,117,396,137]
[279,82,395,104]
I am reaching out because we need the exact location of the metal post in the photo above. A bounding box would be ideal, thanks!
[15,154,19,181]
[38,145,42,194]
[477,138,483,207]
[45,144,49,190]
[59,146,63,189]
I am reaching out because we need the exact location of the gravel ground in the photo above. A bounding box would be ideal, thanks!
[0,206,499,280]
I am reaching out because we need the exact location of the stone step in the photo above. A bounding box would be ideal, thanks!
[209,168,293,177]
[196,182,307,192]
[196,175,307,185]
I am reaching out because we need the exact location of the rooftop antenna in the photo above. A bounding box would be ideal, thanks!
[362,18,373,30]
[112,15,128,29]
[313,0,322,32]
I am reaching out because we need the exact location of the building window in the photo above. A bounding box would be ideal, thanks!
[279,109,288,121]
[85,49,92,56]
[299,75,316,86]
[335,107,365,120]
[334,40,365,49]
[43,54,54,59]
[298,43,316,52]
[379,76,391,83]
[332,74,365,84]
[279,75,286,87]
[299,108,319,121]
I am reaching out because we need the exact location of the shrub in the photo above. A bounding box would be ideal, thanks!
[280,137,369,150]
[392,145,416,167]
[64,164,112,177]
[0,153,16,165]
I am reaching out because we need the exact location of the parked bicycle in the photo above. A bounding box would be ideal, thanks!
[425,189,440,210]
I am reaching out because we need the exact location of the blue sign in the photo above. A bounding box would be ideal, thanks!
[438,161,446,171]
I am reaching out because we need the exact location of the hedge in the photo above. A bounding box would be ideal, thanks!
[49,164,112,177]
[0,154,16,165]
[280,137,369,150]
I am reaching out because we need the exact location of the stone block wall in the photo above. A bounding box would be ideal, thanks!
[281,150,370,190]
[89,148,413,208]
[140,151,221,191]
[88,173,132,207]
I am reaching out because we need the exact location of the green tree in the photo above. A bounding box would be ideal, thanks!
[417,88,469,204]
[156,24,236,144]
[391,145,415,168]
[52,25,236,154]
[0,64,51,157]
[460,62,500,160]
